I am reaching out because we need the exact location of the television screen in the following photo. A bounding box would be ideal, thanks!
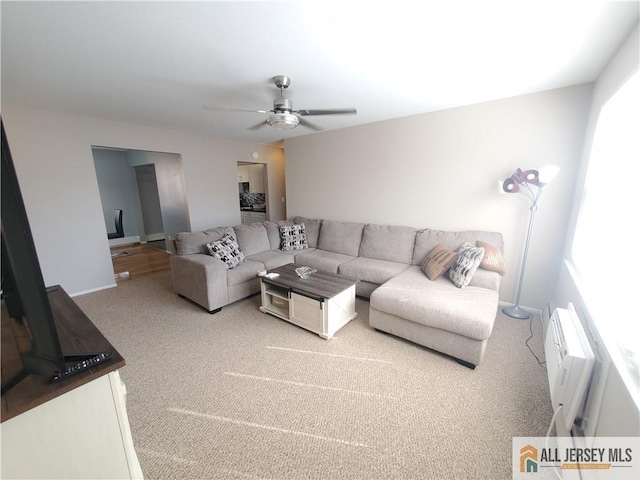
[1,119,66,390]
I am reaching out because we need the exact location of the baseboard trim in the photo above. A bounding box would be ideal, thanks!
[109,235,140,247]
[69,282,117,297]
[145,233,165,242]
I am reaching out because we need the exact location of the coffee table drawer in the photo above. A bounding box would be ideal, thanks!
[289,293,322,331]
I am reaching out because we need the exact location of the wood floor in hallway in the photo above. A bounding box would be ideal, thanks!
[110,243,170,281]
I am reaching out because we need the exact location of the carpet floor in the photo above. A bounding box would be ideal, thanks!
[74,270,552,480]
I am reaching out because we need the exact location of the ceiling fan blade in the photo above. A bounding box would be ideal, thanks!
[202,105,268,114]
[248,120,268,130]
[296,108,357,116]
[298,117,322,131]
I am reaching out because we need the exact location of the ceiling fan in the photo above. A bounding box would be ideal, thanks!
[207,75,357,131]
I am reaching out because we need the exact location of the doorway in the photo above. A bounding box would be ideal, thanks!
[92,147,190,255]
[237,162,268,224]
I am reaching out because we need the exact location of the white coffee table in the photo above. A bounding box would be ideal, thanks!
[259,264,358,339]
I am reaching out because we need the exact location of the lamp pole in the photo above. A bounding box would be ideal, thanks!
[502,198,539,319]
[501,165,559,320]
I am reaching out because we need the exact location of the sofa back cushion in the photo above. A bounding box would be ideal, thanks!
[263,221,281,250]
[317,220,365,257]
[175,226,235,255]
[293,216,322,248]
[412,229,504,266]
[359,224,417,264]
[263,221,280,250]
[233,223,271,256]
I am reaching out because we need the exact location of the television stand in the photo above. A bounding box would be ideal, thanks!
[1,286,143,479]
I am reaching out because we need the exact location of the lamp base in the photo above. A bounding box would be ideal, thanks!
[502,305,532,320]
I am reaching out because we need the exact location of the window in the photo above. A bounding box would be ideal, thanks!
[570,69,639,376]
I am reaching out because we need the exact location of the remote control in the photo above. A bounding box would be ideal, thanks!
[51,352,113,382]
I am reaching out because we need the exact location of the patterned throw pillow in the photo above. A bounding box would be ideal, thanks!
[477,240,506,276]
[206,233,245,269]
[449,242,485,288]
[280,224,308,251]
[421,244,458,280]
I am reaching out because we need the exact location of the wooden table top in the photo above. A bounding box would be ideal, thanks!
[1,285,125,422]
[262,264,358,300]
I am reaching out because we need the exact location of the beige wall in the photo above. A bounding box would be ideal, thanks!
[1,104,286,295]
[285,84,593,309]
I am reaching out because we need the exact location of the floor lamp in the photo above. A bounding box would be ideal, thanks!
[501,165,560,319]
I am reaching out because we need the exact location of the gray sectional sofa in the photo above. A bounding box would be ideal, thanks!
[170,216,504,368]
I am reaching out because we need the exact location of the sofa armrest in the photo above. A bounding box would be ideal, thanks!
[468,268,501,292]
[171,254,229,312]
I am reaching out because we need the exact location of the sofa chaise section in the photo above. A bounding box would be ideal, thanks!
[370,267,499,368]
[369,228,504,367]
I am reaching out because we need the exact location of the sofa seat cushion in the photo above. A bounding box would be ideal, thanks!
[338,257,410,285]
[246,251,295,270]
[359,224,417,264]
[293,249,355,274]
[370,266,498,341]
[226,259,265,286]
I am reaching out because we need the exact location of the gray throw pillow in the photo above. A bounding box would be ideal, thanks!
[449,242,485,288]
[206,233,245,269]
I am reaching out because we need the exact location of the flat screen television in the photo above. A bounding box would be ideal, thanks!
[1,119,67,390]
[1,119,110,393]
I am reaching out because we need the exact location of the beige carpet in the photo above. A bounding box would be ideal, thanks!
[74,270,552,480]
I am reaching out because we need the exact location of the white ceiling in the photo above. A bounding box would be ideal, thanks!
[2,1,638,146]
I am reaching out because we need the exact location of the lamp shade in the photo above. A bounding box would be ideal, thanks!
[517,169,539,184]
[502,177,520,193]
[538,165,560,185]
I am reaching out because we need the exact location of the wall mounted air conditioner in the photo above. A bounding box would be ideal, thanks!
[545,303,595,431]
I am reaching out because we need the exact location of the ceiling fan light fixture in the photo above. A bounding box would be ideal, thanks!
[267,112,299,130]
